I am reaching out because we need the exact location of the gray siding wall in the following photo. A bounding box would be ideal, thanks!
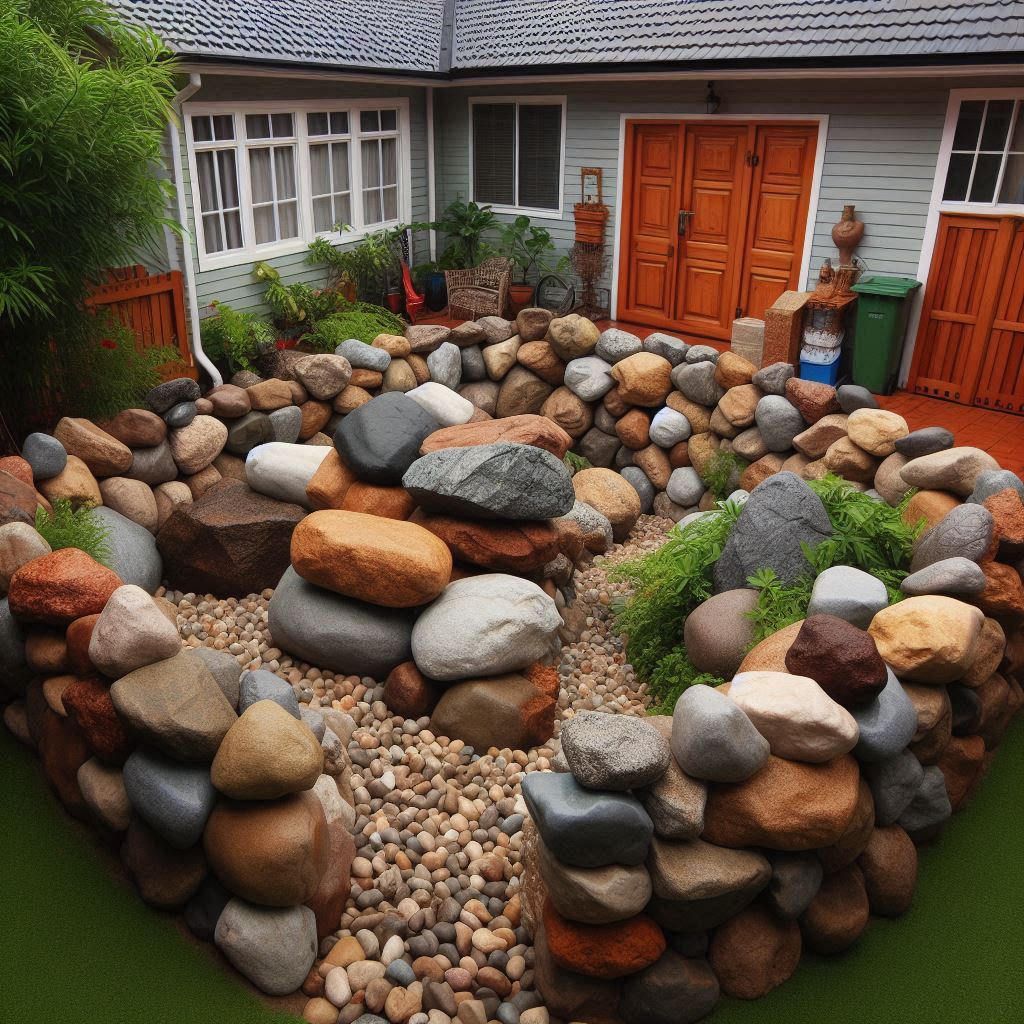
[172,75,432,319]
[434,75,1024,302]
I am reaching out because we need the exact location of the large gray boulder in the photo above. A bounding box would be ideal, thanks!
[122,748,216,848]
[268,567,414,680]
[402,442,574,520]
[560,711,671,791]
[411,574,561,681]
[712,473,832,592]
[909,503,993,572]
[91,505,163,593]
[214,899,318,995]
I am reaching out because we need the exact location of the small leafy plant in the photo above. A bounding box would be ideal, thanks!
[563,452,592,475]
[308,304,407,349]
[427,200,500,269]
[199,302,276,374]
[745,567,815,643]
[701,449,748,501]
[499,215,566,284]
[35,500,112,566]
[308,228,406,301]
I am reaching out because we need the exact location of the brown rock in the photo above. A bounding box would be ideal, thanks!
[370,333,409,358]
[684,589,760,678]
[102,408,168,448]
[708,904,801,999]
[382,358,417,393]
[38,706,91,817]
[517,340,567,386]
[602,387,629,418]
[541,386,593,439]
[98,477,158,532]
[349,368,383,390]
[0,456,33,486]
[306,819,356,941]
[817,779,874,873]
[247,379,294,412]
[785,378,840,423]
[963,616,1007,686]
[792,413,849,460]
[406,324,452,353]
[785,614,887,707]
[532,919,622,1024]
[553,516,585,562]
[36,455,102,508]
[0,470,45,528]
[737,620,804,673]
[822,436,877,484]
[633,445,671,491]
[183,465,221,500]
[687,432,720,478]
[937,734,986,810]
[983,488,1024,559]
[153,481,193,529]
[609,353,672,407]
[340,482,416,520]
[739,453,785,492]
[169,416,228,475]
[665,394,712,434]
[709,405,741,440]
[572,468,642,543]
[420,414,572,459]
[204,791,329,907]
[291,509,451,607]
[482,335,522,380]
[903,489,960,534]
[24,629,68,674]
[52,417,133,477]
[703,755,860,851]
[668,441,691,468]
[122,818,206,907]
[495,366,553,418]
[547,313,599,360]
[414,512,560,572]
[874,452,913,505]
[65,613,100,674]
[900,447,1000,498]
[205,384,252,419]
[332,384,373,414]
[8,548,121,625]
[515,307,553,342]
[972,558,1024,618]
[904,683,953,764]
[614,409,650,450]
[62,674,133,764]
[869,596,984,683]
[780,452,812,477]
[715,351,757,389]
[407,352,430,385]
[799,863,869,953]
[383,661,444,718]
[857,825,917,917]
[305,448,358,511]
[846,408,909,457]
[156,479,304,595]
[718,384,761,428]
[731,426,768,462]
[298,400,331,440]
[211,452,247,482]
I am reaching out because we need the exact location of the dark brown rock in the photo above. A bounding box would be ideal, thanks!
[306,819,356,941]
[0,469,43,528]
[102,408,168,448]
[156,479,304,595]
[857,825,917,916]
[65,613,100,674]
[122,817,206,907]
[383,661,444,718]
[62,674,134,764]
[785,614,888,707]
[38,706,91,817]
[799,862,869,953]
[785,378,841,423]
[708,903,801,999]
[413,512,560,572]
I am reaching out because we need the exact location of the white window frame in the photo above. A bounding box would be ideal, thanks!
[468,95,567,220]
[307,112,355,236]
[183,97,412,272]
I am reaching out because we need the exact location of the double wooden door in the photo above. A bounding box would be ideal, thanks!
[618,120,818,341]
[908,213,1024,413]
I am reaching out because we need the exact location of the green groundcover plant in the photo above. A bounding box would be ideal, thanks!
[613,475,925,712]
[35,499,112,566]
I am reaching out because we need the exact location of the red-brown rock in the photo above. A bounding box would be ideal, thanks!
[517,340,567,386]
[615,409,651,450]
[972,559,1024,619]
[785,378,841,423]
[38,706,91,818]
[102,408,168,448]
[0,456,33,486]
[62,674,134,764]
[708,903,801,999]
[306,819,356,941]
[419,414,572,458]
[799,863,869,953]
[857,825,917,917]
[122,818,206,907]
[542,899,665,979]
[340,482,416,520]
[983,488,1024,560]
[7,548,122,625]
[156,479,304,596]
[938,734,987,810]
[532,919,622,1024]
[24,629,69,674]
[0,469,43,527]
[383,661,444,718]
[65,613,101,674]
[414,512,560,571]
[785,615,888,707]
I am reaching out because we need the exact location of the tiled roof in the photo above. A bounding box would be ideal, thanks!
[107,0,447,73]
[108,1,1024,74]
[450,0,1024,70]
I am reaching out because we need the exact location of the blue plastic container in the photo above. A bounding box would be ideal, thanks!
[799,357,841,386]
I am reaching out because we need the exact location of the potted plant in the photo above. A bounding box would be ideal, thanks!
[421,200,500,270]
[499,215,564,313]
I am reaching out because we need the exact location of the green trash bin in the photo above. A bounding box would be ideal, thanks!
[850,275,922,395]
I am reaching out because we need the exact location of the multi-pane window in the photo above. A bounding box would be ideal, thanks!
[472,100,564,212]
[943,98,1024,206]
[359,109,400,226]
[308,111,353,233]
[188,104,406,261]
[191,114,243,254]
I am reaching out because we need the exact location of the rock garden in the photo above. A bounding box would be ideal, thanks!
[1,307,1022,1024]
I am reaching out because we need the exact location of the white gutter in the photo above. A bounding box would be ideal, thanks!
[426,86,437,261]
[169,72,222,387]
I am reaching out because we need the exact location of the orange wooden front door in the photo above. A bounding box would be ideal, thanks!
[909,213,1024,413]
[618,120,818,339]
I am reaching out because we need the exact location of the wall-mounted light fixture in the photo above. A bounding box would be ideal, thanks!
[706,81,721,115]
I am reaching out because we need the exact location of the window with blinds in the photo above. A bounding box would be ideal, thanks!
[472,100,563,212]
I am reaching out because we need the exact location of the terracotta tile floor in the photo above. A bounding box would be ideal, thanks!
[416,311,1024,476]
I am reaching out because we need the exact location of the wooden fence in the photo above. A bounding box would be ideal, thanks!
[85,265,197,380]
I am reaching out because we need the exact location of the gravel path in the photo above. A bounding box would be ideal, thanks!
[161,513,675,1023]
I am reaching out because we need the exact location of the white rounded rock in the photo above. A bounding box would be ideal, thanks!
[411,574,562,681]
[666,466,705,507]
[88,584,182,678]
[405,381,475,426]
[729,671,859,763]
[649,407,692,448]
[245,442,332,509]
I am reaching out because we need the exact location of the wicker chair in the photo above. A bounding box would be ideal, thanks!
[445,257,511,320]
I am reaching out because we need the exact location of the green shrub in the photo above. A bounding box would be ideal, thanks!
[701,449,748,500]
[308,304,406,349]
[200,302,276,374]
[563,452,592,475]
[35,500,112,566]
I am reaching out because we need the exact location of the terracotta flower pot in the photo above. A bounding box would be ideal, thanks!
[509,283,535,316]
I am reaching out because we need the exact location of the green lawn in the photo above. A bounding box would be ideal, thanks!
[1,724,1021,1024]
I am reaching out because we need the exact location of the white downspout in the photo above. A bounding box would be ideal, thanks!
[426,86,437,261]
[169,71,222,386]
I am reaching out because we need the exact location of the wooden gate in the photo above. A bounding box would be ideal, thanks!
[908,213,1024,413]
[617,120,818,339]
[85,265,196,380]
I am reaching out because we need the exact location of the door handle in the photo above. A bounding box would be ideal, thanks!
[678,210,695,236]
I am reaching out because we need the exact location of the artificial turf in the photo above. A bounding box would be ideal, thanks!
[1,724,1021,1024]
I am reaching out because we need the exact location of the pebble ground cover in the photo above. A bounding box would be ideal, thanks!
[1,309,1022,1024]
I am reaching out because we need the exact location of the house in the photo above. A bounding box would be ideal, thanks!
[110,0,1024,411]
